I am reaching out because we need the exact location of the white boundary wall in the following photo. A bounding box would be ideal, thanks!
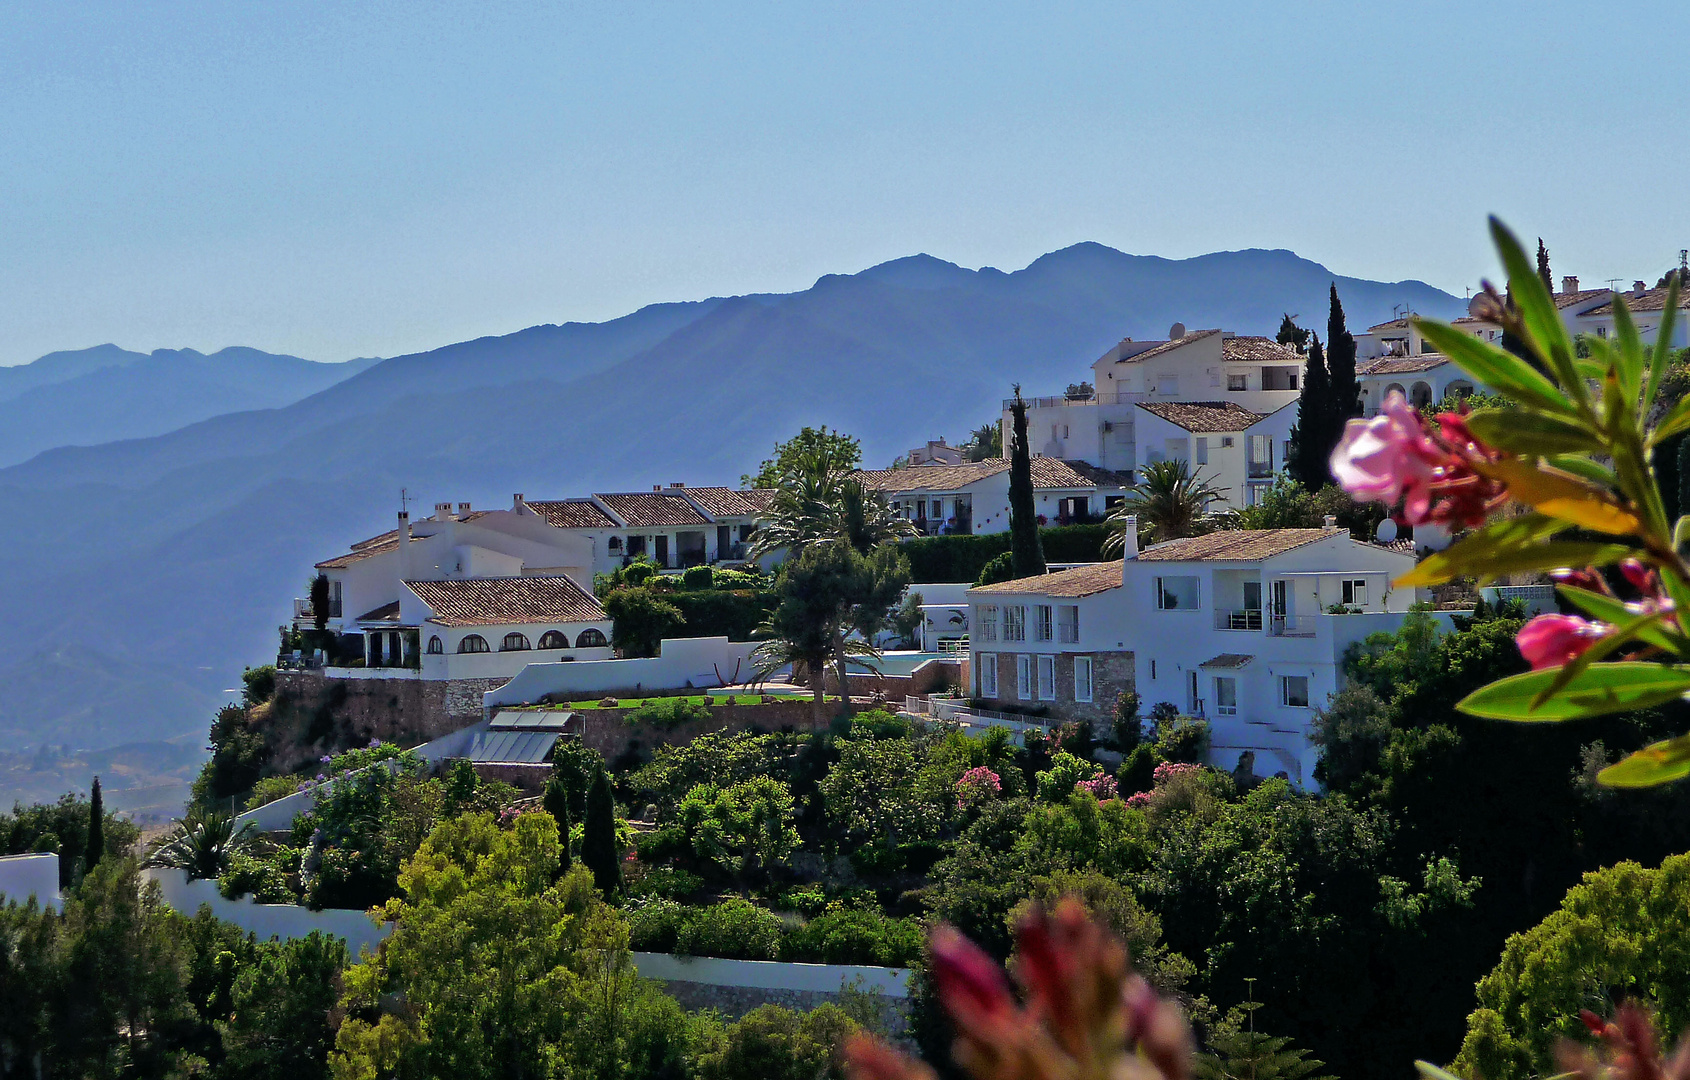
[631,952,909,997]
[0,853,61,912]
[486,637,764,711]
[144,867,392,958]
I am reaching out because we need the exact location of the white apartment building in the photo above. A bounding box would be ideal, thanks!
[968,522,1425,785]
[855,458,1131,535]
[1010,326,1307,510]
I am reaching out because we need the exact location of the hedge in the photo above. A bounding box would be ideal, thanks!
[664,589,776,641]
[902,523,1110,583]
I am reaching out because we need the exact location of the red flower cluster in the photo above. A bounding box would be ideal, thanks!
[1518,561,1678,671]
[845,899,1192,1080]
[1330,391,1507,528]
[1558,1004,1690,1080]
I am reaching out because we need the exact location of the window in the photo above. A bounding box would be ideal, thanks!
[1196,437,1208,464]
[979,653,998,697]
[1150,659,1157,680]
[1058,605,1079,643]
[1004,605,1026,642]
[1262,366,1298,390]
[427,635,443,654]
[1074,656,1093,702]
[459,634,489,654]
[1221,436,1234,448]
[978,605,999,642]
[1215,677,1237,715]
[502,632,531,651]
[1016,655,1032,699]
[538,630,568,649]
[1341,579,1367,606]
[1597,326,1608,339]
[1156,576,1199,610]
[1034,605,1053,641]
[931,500,943,519]
[1037,655,1055,700]
[1281,675,1310,708]
[608,536,623,551]
[576,627,608,648]
[1227,372,1248,391]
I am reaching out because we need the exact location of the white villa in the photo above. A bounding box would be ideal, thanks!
[968,521,1424,785]
[855,458,1132,535]
[523,485,776,575]
[1009,326,1308,510]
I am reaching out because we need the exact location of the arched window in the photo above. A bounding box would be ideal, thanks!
[501,632,531,652]
[1384,382,1407,401]
[576,628,608,648]
[1410,381,1433,409]
[538,630,568,650]
[608,536,623,551]
[1446,379,1475,399]
[427,635,443,654]
[459,634,489,654]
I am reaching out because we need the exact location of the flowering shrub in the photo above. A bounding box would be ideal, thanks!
[1075,775,1118,801]
[955,766,1002,809]
[1152,761,1202,785]
[1329,218,1690,787]
[1125,791,1152,809]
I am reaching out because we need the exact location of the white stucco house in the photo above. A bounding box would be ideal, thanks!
[524,485,775,575]
[968,521,1428,786]
[1009,326,1307,510]
[1132,399,1301,509]
[854,458,1131,535]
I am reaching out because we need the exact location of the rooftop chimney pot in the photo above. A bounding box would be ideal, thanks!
[433,502,452,520]
[1324,515,1338,527]
[1563,275,1579,294]
[1119,515,1140,567]
[1635,280,1648,294]
[457,502,471,516]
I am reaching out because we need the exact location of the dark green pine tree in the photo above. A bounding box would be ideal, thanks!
[542,775,573,874]
[1287,335,1331,488]
[1276,314,1310,354]
[1326,284,1359,427]
[1196,1029,1335,1080]
[581,767,621,897]
[1006,385,1047,578]
[85,776,104,872]
[1536,237,1555,295]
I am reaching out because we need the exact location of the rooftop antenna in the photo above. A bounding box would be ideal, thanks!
[1607,278,1624,291]
[1680,249,1688,280]
[399,487,414,515]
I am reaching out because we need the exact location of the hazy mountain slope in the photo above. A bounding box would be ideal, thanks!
[0,243,1464,769]
[0,343,149,402]
[0,347,381,467]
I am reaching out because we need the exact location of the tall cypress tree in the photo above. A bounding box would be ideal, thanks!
[543,775,572,874]
[85,776,104,873]
[1536,238,1555,295]
[1287,335,1330,488]
[582,767,620,897]
[1007,385,1047,578]
[1326,284,1359,427]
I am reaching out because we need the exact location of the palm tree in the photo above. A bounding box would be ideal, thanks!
[144,807,258,880]
[751,459,914,559]
[1103,460,1230,553]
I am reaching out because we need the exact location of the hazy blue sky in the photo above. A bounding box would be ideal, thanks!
[4,1,1688,366]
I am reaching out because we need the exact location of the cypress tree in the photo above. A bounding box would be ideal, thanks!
[543,775,573,874]
[1536,238,1555,296]
[582,768,620,897]
[1326,284,1359,426]
[1007,385,1047,578]
[85,776,104,872]
[1287,335,1331,488]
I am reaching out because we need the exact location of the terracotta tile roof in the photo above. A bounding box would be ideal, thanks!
[595,492,710,527]
[1135,400,1265,433]
[855,458,1129,494]
[1199,653,1254,668]
[405,576,606,628]
[351,528,399,550]
[738,489,780,511]
[1368,317,1411,332]
[527,499,616,529]
[1134,527,1346,562]
[1578,288,1690,317]
[316,536,398,569]
[1556,288,1614,310]
[1221,336,1303,363]
[682,486,762,517]
[356,600,402,623]
[1358,356,1452,376]
[970,560,1125,598]
[1105,329,1222,365]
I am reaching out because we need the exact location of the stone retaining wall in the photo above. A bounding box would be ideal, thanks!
[577,700,827,764]
[269,670,507,773]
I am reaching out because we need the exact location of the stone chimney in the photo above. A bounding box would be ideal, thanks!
[1323,515,1337,528]
[1562,275,1579,294]
[457,502,471,516]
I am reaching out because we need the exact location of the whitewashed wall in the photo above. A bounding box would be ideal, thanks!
[144,867,392,958]
[485,637,763,710]
[631,952,909,997]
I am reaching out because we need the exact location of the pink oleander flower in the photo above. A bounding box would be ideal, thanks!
[1516,613,1610,670]
[1076,775,1118,801]
[1151,761,1202,785]
[845,900,1194,1080]
[955,766,1002,810]
[1125,791,1153,808]
[1330,391,1507,528]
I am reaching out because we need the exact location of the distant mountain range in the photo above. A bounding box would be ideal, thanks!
[0,242,1464,797]
[0,346,378,467]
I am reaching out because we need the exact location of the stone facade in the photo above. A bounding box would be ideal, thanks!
[267,670,507,773]
[975,649,1134,734]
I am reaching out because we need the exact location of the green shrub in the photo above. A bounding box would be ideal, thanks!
[635,824,692,863]
[241,665,277,707]
[630,697,713,730]
[627,899,690,953]
[627,865,703,901]
[712,568,764,590]
[664,588,775,641]
[904,523,1109,583]
[245,774,301,811]
[1036,751,1105,802]
[681,565,715,589]
[975,551,1016,587]
[1155,717,1211,764]
[694,1003,858,1080]
[781,906,925,966]
[219,847,301,904]
[676,898,783,960]
[1117,743,1162,794]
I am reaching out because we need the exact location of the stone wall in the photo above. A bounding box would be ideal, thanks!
[267,671,508,773]
[975,650,1134,735]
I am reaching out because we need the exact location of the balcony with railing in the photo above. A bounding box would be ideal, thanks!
[1213,608,1264,631]
[293,598,342,620]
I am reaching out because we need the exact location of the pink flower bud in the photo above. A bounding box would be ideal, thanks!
[928,925,1016,1030]
[1516,614,1609,670]
[1330,392,1441,519]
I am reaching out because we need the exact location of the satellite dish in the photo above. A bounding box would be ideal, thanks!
[1376,519,1398,542]
[1168,322,1186,340]
[1467,295,1487,317]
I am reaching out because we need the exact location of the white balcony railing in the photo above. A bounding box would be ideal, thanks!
[1268,614,1319,638]
[293,598,314,618]
[1213,608,1264,631]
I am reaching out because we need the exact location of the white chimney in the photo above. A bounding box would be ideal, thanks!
[1119,514,1139,569]
[457,501,471,516]
[1635,281,1648,295]
[1562,275,1579,295]
[397,512,412,577]
[1324,515,1337,528]
[512,493,525,510]
[433,502,452,521]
